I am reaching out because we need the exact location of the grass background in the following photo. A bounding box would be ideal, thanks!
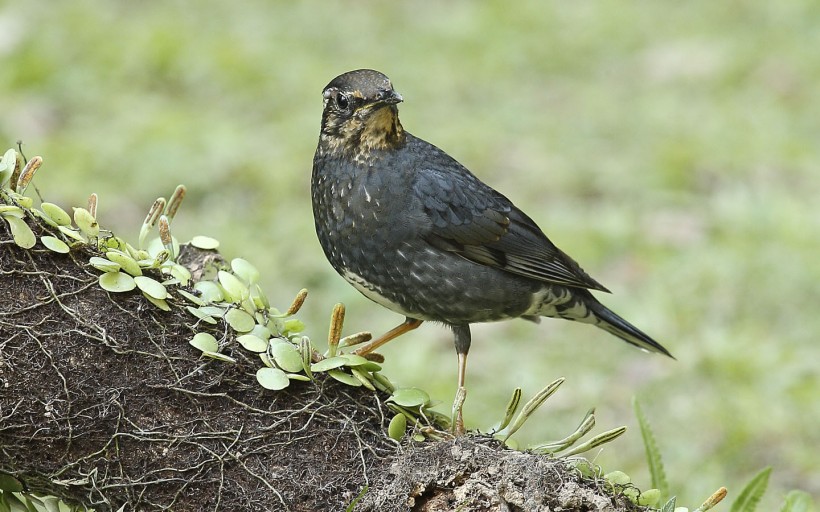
[2,1,818,508]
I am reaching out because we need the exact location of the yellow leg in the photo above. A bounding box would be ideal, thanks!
[353,317,423,356]
[452,351,468,435]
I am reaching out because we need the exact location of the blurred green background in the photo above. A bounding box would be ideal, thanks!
[2,0,817,508]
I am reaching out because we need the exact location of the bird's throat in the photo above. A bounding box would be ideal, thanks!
[319,105,405,163]
[359,105,405,152]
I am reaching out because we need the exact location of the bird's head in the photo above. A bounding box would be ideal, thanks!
[318,69,406,159]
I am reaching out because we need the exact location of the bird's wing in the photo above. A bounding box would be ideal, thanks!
[414,164,610,292]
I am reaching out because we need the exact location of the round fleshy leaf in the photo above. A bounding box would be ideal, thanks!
[250,284,270,309]
[310,356,348,372]
[218,271,248,302]
[327,369,362,387]
[168,264,191,285]
[250,324,272,341]
[31,208,58,227]
[339,354,371,367]
[198,305,227,318]
[268,342,304,373]
[89,256,120,273]
[351,368,376,391]
[143,293,171,311]
[189,332,218,353]
[10,193,33,208]
[41,236,69,254]
[40,202,71,226]
[186,306,218,324]
[177,289,205,306]
[72,207,99,237]
[231,258,260,285]
[58,225,85,242]
[0,205,25,217]
[388,413,407,441]
[106,250,142,276]
[283,318,305,334]
[190,235,219,250]
[193,281,224,303]
[134,276,167,300]
[389,387,430,408]
[237,334,268,353]
[225,308,255,332]
[256,367,290,390]
[0,473,24,493]
[3,215,36,249]
[286,373,311,382]
[99,271,136,292]
[604,471,630,486]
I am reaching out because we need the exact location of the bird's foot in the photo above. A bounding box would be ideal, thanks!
[451,386,467,435]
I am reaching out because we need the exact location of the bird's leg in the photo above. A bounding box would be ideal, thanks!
[451,325,471,435]
[353,317,423,356]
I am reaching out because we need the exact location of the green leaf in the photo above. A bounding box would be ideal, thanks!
[634,397,669,502]
[186,306,218,324]
[189,332,219,353]
[310,356,348,372]
[143,293,171,311]
[98,271,136,292]
[561,426,627,457]
[338,354,371,367]
[497,387,522,431]
[190,235,219,250]
[388,413,407,441]
[2,215,36,249]
[327,369,362,387]
[218,270,248,302]
[779,490,814,512]
[730,467,771,512]
[236,334,268,353]
[604,470,630,486]
[106,250,142,276]
[638,488,661,507]
[256,367,290,390]
[224,308,255,332]
[193,281,224,303]
[503,378,564,442]
[40,202,71,226]
[0,473,23,492]
[41,236,70,254]
[660,496,677,512]
[0,205,24,217]
[350,367,376,390]
[389,387,430,408]
[231,258,260,285]
[89,256,120,273]
[133,276,167,300]
[268,342,304,372]
[57,225,85,242]
[176,289,205,306]
[72,207,99,238]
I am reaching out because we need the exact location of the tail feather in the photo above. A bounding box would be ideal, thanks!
[589,301,674,358]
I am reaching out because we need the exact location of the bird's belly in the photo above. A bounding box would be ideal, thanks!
[341,245,542,325]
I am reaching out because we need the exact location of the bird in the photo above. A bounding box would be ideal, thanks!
[311,69,672,433]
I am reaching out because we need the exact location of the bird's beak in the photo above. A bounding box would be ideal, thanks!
[378,89,403,105]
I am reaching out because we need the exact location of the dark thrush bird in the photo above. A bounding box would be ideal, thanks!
[312,69,672,432]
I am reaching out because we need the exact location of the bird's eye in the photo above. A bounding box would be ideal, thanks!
[336,93,350,111]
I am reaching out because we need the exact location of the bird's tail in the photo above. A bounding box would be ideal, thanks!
[587,299,674,358]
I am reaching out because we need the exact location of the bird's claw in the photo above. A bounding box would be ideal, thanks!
[451,386,467,435]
